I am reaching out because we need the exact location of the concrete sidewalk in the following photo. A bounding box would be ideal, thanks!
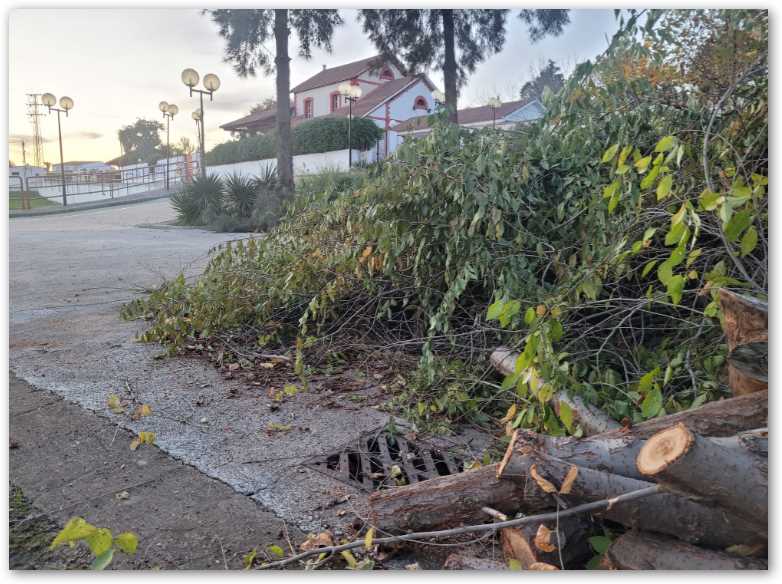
[10,188,173,219]
[10,373,300,569]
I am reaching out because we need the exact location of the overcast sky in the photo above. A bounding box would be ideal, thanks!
[8,8,618,165]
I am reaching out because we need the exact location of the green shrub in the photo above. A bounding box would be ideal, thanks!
[206,117,383,166]
[170,175,225,226]
[224,172,257,218]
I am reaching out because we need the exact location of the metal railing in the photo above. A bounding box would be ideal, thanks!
[9,158,201,208]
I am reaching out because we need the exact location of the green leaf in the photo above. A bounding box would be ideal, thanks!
[607,190,620,214]
[641,387,663,418]
[267,545,285,559]
[114,532,138,555]
[671,204,687,226]
[640,165,660,189]
[601,143,619,163]
[508,559,523,570]
[638,367,660,393]
[634,155,651,172]
[90,548,114,570]
[665,222,686,246]
[602,179,620,199]
[524,306,536,326]
[656,174,673,201]
[51,517,96,549]
[724,210,753,242]
[487,299,504,321]
[559,401,573,432]
[641,260,658,278]
[588,536,612,554]
[667,274,685,305]
[85,527,113,557]
[654,135,676,153]
[740,226,758,256]
[699,189,722,211]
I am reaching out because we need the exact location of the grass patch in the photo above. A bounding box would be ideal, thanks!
[9,191,57,211]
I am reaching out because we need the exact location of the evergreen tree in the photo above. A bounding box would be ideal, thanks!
[519,59,565,102]
[209,9,343,193]
[359,9,570,123]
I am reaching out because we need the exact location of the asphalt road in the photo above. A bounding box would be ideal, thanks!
[8,199,394,565]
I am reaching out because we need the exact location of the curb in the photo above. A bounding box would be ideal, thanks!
[9,191,173,219]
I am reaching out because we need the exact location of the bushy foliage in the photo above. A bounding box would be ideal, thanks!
[206,117,382,166]
[170,175,225,226]
[131,10,767,433]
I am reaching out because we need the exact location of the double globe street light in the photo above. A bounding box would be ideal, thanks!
[41,92,74,206]
[487,96,503,129]
[181,68,220,178]
[158,101,179,190]
[337,83,362,168]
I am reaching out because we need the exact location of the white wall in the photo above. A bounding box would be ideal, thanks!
[206,148,371,181]
[365,78,434,156]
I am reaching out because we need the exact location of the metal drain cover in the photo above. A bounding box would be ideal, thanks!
[305,427,464,492]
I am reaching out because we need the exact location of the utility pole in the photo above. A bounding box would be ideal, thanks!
[26,94,45,168]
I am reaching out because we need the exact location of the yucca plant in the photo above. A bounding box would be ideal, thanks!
[224,172,257,219]
[170,174,224,225]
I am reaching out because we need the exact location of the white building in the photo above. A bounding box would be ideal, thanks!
[221,54,438,158]
[51,160,115,173]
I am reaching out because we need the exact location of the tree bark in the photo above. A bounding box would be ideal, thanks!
[367,463,547,533]
[499,515,591,569]
[636,423,767,527]
[602,531,768,570]
[274,9,295,194]
[719,289,768,396]
[441,9,459,123]
[443,553,506,570]
[490,347,621,435]
[498,449,765,549]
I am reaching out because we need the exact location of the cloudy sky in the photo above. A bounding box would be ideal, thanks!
[8,8,618,165]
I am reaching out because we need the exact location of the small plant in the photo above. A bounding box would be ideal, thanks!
[50,517,138,570]
[171,174,225,226]
[224,172,258,218]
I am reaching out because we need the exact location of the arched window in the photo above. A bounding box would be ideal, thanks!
[379,67,394,81]
[303,97,314,118]
[413,96,428,111]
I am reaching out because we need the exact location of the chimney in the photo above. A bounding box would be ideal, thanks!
[322,64,327,70]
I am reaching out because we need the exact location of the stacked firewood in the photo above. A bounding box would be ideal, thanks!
[367,290,768,570]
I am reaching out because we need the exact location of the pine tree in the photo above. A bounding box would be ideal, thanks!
[209,9,343,193]
[519,60,565,102]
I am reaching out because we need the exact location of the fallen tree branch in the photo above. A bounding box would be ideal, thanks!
[258,485,661,569]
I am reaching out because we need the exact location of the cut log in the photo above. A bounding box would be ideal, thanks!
[499,515,592,569]
[511,425,767,481]
[498,449,765,549]
[602,531,768,570]
[443,553,506,570]
[367,463,549,533]
[637,423,767,526]
[490,347,621,435]
[719,289,768,396]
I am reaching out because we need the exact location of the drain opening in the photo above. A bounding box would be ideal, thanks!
[305,428,465,492]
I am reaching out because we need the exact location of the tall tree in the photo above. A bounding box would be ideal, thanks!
[210,9,343,193]
[250,97,277,114]
[519,59,565,102]
[117,118,164,164]
[359,9,570,122]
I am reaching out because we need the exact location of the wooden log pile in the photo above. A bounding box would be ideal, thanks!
[367,290,768,570]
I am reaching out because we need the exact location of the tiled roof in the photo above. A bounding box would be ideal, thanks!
[393,99,540,132]
[328,75,432,119]
[291,55,390,93]
[220,105,294,132]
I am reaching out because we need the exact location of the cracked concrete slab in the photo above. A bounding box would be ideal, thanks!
[9,199,394,536]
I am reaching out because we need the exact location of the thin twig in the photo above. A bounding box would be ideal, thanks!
[258,485,661,569]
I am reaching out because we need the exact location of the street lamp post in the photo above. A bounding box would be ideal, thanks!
[41,92,74,206]
[487,96,502,130]
[159,101,179,190]
[181,68,220,179]
[337,83,363,168]
[191,109,202,180]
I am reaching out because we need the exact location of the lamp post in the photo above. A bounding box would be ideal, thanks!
[181,68,220,178]
[487,96,502,130]
[337,83,363,168]
[192,109,202,179]
[41,92,74,206]
[159,101,179,190]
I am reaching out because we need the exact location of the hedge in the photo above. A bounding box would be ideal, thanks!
[207,117,383,166]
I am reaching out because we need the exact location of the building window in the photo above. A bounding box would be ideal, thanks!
[304,97,314,118]
[330,92,340,112]
[413,96,428,111]
[380,67,394,81]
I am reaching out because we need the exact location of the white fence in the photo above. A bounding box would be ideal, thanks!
[206,148,374,181]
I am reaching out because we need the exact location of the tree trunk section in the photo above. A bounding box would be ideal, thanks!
[637,423,767,527]
[500,515,591,569]
[490,347,621,435]
[719,289,767,395]
[499,449,765,549]
[441,9,459,123]
[367,463,547,533]
[274,9,295,194]
[443,553,506,570]
[602,531,768,570]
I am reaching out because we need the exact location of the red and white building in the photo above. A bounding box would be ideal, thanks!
[221,54,439,158]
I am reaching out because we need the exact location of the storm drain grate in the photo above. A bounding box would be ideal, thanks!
[305,428,464,492]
